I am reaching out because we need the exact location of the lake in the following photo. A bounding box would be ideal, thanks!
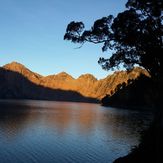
[0,100,153,163]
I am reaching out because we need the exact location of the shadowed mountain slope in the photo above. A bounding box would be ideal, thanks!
[101,74,155,109]
[0,67,97,103]
[0,62,150,102]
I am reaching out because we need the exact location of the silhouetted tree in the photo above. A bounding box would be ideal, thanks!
[64,0,163,162]
[64,0,163,79]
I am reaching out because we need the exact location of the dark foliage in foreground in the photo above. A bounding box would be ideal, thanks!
[64,0,163,162]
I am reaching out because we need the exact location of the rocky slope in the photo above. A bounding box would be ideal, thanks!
[101,74,154,108]
[0,61,150,102]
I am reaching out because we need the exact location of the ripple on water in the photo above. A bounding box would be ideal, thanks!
[0,100,153,163]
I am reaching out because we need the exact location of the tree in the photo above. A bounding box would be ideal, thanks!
[64,1,163,162]
[64,0,163,79]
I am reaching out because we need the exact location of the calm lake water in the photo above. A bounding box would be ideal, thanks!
[0,100,153,163]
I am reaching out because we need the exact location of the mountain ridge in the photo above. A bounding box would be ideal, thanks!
[0,61,150,101]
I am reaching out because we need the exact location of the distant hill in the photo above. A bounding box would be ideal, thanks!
[0,61,150,102]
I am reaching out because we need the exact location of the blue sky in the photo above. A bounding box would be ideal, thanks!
[0,0,127,79]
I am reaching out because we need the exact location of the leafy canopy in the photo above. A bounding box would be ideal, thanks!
[64,0,163,78]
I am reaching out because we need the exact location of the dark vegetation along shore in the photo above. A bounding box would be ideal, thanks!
[108,75,163,163]
[101,74,154,109]
[99,69,162,163]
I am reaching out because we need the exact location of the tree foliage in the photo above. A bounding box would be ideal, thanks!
[64,0,163,78]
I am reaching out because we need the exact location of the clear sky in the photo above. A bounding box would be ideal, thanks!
[0,0,127,79]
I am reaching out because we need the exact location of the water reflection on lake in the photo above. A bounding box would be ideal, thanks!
[0,100,153,163]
